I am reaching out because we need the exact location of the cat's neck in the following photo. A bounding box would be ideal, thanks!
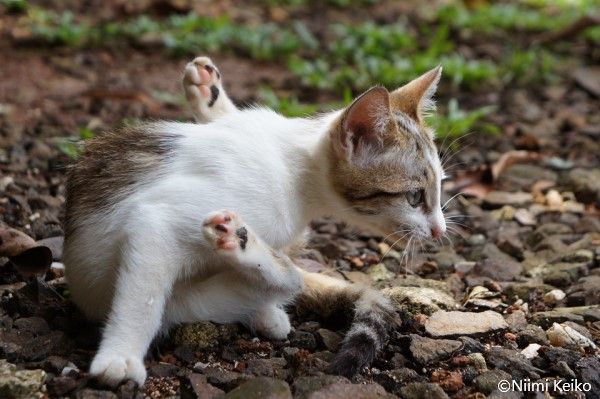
[287,110,346,224]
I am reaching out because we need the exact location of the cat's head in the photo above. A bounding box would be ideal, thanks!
[328,66,446,241]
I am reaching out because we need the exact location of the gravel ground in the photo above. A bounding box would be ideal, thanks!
[1,1,599,398]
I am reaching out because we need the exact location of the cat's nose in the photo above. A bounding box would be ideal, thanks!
[430,227,441,239]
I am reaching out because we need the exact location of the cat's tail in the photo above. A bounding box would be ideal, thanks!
[294,267,399,377]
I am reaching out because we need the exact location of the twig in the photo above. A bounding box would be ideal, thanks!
[532,15,600,46]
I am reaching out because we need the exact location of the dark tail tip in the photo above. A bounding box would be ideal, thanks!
[327,332,377,378]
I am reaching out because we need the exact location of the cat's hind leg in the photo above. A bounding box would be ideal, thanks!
[89,214,179,386]
[183,56,238,123]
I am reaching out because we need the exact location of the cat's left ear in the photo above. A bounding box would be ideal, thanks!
[390,65,442,122]
[334,86,395,163]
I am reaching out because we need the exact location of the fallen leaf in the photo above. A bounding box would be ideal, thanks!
[446,151,541,199]
[0,226,52,277]
[572,67,600,98]
[0,226,37,257]
[10,246,53,277]
[491,151,541,181]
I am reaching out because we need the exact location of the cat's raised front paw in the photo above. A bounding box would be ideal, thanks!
[89,351,146,387]
[203,210,249,252]
[183,56,222,105]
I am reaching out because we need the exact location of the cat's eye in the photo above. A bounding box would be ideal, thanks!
[406,189,424,207]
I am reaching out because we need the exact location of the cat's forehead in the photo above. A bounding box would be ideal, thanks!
[360,144,439,193]
[391,112,441,174]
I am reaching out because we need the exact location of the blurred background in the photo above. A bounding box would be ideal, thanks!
[1,1,600,397]
[1,0,598,146]
[1,0,599,240]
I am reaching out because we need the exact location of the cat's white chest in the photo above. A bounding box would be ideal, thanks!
[158,113,317,249]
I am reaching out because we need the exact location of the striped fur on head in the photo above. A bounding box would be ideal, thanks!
[327,67,446,241]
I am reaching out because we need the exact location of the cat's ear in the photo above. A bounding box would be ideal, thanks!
[334,86,394,162]
[390,65,442,122]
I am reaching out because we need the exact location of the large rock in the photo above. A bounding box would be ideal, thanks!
[567,275,600,306]
[74,389,117,399]
[290,331,317,350]
[202,367,251,391]
[292,375,349,399]
[474,369,512,395]
[183,374,225,399]
[516,324,548,346]
[367,263,395,282]
[409,335,462,365]
[306,382,395,399]
[567,168,600,203]
[373,368,423,394]
[0,360,46,399]
[224,377,291,399]
[483,191,533,208]
[245,358,288,378]
[498,164,557,190]
[576,357,600,398]
[425,311,508,337]
[316,329,341,351]
[473,258,522,281]
[485,347,543,380]
[391,275,448,292]
[399,382,449,399]
[531,309,585,329]
[173,321,220,349]
[503,281,554,300]
[383,287,458,315]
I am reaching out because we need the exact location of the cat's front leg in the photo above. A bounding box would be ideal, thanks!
[202,210,302,340]
[183,56,238,123]
[202,209,303,294]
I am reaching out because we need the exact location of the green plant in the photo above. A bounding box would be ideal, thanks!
[427,99,498,140]
[55,127,96,159]
[501,48,558,84]
[436,2,588,33]
[1,0,27,13]
[28,8,90,46]
[258,88,319,117]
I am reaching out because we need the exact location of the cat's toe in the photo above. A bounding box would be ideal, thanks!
[191,56,221,82]
[251,307,291,340]
[90,352,146,387]
[183,56,221,98]
[202,209,247,251]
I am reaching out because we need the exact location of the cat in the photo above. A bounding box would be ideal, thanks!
[62,55,446,386]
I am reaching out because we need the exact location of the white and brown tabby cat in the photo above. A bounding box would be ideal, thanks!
[63,56,446,386]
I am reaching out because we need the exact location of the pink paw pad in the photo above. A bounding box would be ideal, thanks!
[203,211,247,251]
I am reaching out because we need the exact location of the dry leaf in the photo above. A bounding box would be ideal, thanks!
[0,226,37,257]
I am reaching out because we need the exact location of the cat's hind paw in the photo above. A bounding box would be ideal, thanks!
[183,56,222,106]
[89,352,146,387]
[203,210,249,252]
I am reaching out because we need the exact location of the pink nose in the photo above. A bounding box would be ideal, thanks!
[431,227,441,239]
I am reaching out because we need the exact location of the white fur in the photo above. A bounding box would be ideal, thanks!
[64,109,345,385]
[64,63,447,386]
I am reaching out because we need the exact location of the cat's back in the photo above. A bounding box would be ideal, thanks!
[171,107,311,166]
[65,108,315,239]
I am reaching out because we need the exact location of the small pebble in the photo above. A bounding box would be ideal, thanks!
[520,343,541,359]
[504,332,517,341]
[543,289,566,304]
